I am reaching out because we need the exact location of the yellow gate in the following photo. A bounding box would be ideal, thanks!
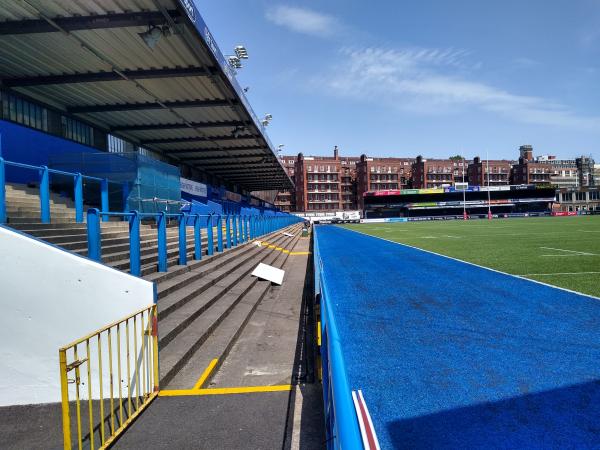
[59,305,159,450]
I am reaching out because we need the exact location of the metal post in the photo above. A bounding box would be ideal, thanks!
[233,215,238,246]
[193,214,202,260]
[59,349,72,450]
[129,211,141,276]
[217,214,223,253]
[178,214,187,266]
[0,157,5,223]
[225,215,232,249]
[122,182,130,214]
[40,165,50,223]
[74,173,83,223]
[157,212,167,272]
[87,208,101,262]
[239,215,244,243]
[242,216,247,243]
[207,214,214,256]
[101,178,109,222]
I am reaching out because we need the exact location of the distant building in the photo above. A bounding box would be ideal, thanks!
[576,156,596,187]
[294,148,343,212]
[556,187,600,213]
[356,155,414,209]
[510,157,553,186]
[467,157,512,186]
[411,156,457,189]
[536,155,578,188]
[274,144,595,213]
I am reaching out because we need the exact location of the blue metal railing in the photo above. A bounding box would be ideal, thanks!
[314,228,363,450]
[0,157,120,224]
[87,209,302,277]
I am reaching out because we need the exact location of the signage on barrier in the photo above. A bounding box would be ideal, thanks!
[180,177,207,198]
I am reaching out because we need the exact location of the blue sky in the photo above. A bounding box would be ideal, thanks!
[196,0,600,160]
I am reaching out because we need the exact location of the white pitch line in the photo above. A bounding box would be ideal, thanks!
[523,272,600,276]
[540,246,596,256]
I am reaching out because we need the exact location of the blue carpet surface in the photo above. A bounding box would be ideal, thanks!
[315,225,600,450]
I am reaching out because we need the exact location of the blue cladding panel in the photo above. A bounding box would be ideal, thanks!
[0,120,98,183]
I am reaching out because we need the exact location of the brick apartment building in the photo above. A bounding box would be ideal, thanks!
[356,155,414,209]
[273,144,595,212]
[510,145,553,186]
[467,157,512,186]
[273,156,297,212]
[411,156,460,189]
[291,146,360,212]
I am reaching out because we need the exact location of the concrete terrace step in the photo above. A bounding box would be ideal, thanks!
[156,232,293,332]
[140,226,297,286]
[154,227,300,298]
[61,231,202,254]
[160,229,302,388]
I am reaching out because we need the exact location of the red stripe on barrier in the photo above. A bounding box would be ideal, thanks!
[357,393,378,450]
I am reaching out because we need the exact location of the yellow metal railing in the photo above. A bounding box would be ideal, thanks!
[59,305,159,450]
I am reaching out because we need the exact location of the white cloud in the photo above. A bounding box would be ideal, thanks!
[319,47,600,130]
[265,6,340,37]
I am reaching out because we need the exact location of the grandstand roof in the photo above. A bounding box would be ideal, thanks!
[0,0,292,191]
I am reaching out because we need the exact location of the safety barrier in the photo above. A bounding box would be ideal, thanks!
[59,304,158,450]
[87,209,303,276]
[314,228,363,450]
[0,157,123,224]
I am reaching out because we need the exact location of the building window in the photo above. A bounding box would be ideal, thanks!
[62,116,93,146]
[1,91,49,132]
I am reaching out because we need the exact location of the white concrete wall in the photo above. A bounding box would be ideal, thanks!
[0,226,154,406]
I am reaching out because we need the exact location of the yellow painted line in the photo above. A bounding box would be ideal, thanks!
[317,321,322,346]
[193,358,219,390]
[158,385,292,397]
[257,241,310,256]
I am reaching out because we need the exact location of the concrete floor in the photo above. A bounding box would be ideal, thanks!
[114,233,325,449]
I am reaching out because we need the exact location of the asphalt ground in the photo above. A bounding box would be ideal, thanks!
[316,224,600,450]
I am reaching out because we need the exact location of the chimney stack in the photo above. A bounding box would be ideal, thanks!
[334,145,339,160]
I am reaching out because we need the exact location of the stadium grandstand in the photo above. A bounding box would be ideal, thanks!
[0,2,317,449]
[363,185,557,219]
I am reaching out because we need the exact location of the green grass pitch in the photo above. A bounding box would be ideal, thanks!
[342,216,600,298]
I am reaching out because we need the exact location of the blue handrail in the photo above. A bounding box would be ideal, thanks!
[0,157,121,224]
[314,228,363,450]
[87,209,302,277]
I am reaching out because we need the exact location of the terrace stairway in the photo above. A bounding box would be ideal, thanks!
[3,182,305,391]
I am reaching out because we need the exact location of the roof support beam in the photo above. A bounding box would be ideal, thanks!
[170,145,264,155]
[111,121,246,132]
[142,134,256,145]
[2,67,217,87]
[205,168,282,174]
[180,157,266,165]
[68,99,237,114]
[0,11,182,35]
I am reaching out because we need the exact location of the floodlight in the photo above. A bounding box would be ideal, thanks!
[139,26,169,49]
[235,45,249,59]
[265,114,273,121]
[227,55,242,69]
[231,126,245,138]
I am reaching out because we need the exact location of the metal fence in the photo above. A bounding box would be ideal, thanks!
[0,156,118,224]
[59,304,158,450]
[86,209,303,276]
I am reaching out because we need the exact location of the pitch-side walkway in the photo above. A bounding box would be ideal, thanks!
[316,225,600,450]
[113,233,324,450]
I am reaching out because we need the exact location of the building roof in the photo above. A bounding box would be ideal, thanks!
[0,0,292,191]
